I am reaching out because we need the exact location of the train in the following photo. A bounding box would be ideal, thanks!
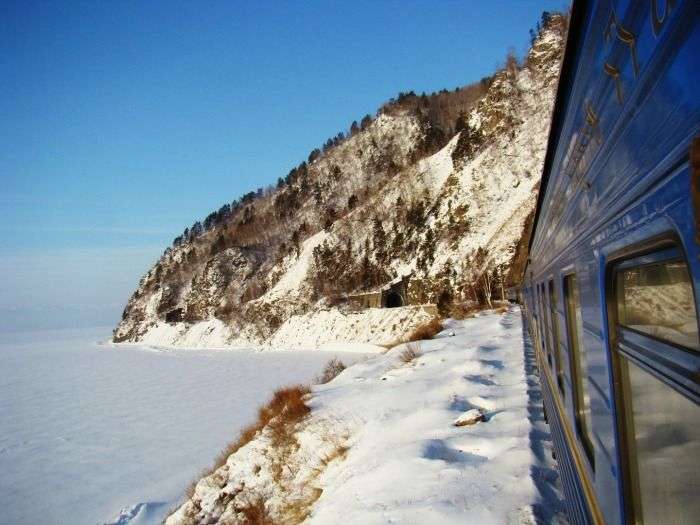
[519,0,699,523]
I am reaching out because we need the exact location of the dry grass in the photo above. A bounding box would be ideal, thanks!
[399,342,421,363]
[449,301,510,319]
[382,316,444,350]
[320,444,349,466]
[184,479,198,500]
[315,358,346,384]
[234,496,276,525]
[449,302,481,320]
[205,385,311,474]
[170,386,356,525]
[406,316,443,342]
[260,385,311,450]
[279,487,323,524]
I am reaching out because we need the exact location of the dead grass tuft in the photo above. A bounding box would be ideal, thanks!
[315,358,346,384]
[382,316,443,349]
[184,479,197,500]
[280,487,323,524]
[405,317,443,342]
[399,343,421,363]
[235,496,276,525]
[449,302,481,320]
[449,301,510,319]
[203,385,311,476]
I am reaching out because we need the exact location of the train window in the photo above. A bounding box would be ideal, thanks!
[616,258,698,350]
[610,248,700,523]
[563,274,595,468]
[618,359,700,523]
[540,284,552,365]
[548,279,565,395]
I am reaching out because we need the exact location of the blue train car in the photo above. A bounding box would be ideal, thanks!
[520,1,699,523]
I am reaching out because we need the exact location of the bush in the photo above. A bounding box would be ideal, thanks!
[316,358,346,384]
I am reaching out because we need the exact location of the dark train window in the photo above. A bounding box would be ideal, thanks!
[548,279,565,395]
[610,248,700,523]
[563,274,595,468]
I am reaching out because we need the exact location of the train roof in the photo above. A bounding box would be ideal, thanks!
[526,0,587,268]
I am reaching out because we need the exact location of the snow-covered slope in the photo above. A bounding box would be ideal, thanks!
[113,16,566,349]
[165,307,566,524]
[270,305,437,349]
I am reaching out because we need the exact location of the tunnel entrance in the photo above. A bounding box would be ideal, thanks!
[385,291,403,308]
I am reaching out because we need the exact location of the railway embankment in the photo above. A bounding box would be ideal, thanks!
[165,307,566,524]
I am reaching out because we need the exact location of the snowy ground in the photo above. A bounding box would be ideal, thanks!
[0,328,369,525]
[168,307,567,524]
[310,307,566,524]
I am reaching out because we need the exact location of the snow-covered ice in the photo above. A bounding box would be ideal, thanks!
[0,327,368,525]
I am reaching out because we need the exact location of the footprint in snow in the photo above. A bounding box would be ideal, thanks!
[422,438,487,465]
[464,373,497,386]
[479,358,505,370]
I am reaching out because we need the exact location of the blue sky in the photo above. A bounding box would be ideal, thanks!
[1,0,566,332]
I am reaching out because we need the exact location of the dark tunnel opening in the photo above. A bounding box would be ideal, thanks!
[385,291,403,308]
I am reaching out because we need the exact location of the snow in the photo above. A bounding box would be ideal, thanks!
[308,307,565,524]
[130,304,438,351]
[417,132,460,196]
[167,307,566,524]
[0,327,369,525]
[269,305,437,349]
[136,318,232,348]
[265,231,329,301]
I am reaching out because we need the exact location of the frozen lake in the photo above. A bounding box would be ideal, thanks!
[0,327,367,525]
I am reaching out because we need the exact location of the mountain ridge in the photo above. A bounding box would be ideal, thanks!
[113,14,567,348]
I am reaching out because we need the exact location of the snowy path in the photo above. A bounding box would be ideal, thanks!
[308,307,566,524]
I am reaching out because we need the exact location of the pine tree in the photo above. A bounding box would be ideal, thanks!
[455,110,468,133]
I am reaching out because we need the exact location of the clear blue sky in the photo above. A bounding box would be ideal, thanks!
[1,0,566,332]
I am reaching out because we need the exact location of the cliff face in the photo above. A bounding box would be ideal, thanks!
[114,16,566,348]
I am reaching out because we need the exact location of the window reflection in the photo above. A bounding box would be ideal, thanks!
[564,274,595,467]
[617,260,699,350]
[622,359,700,524]
[549,279,565,395]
